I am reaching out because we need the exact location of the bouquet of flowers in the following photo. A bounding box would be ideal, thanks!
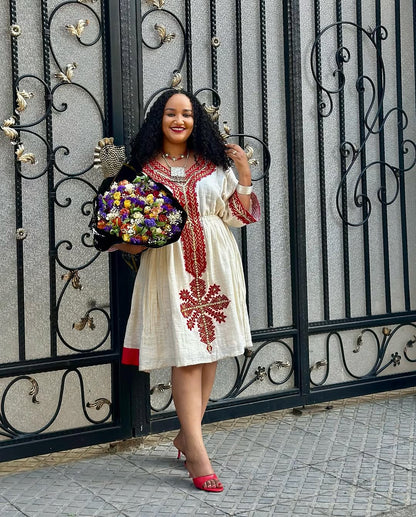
[90,164,187,252]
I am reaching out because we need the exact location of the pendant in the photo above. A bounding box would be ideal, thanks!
[170,166,186,181]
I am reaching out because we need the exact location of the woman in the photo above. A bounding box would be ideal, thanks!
[114,90,260,492]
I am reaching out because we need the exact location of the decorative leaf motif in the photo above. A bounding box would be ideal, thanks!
[171,71,182,89]
[28,378,40,404]
[1,116,18,142]
[15,144,36,164]
[245,145,259,166]
[66,19,90,38]
[154,23,175,43]
[221,121,231,140]
[55,62,77,83]
[72,313,95,331]
[147,0,165,8]
[61,270,83,290]
[204,105,220,122]
[86,398,111,410]
[15,89,34,114]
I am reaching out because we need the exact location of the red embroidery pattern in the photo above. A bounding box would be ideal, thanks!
[180,278,230,350]
[229,191,261,224]
[144,160,214,278]
[144,159,231,352]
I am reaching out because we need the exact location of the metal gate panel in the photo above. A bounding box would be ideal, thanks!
[137,0,416,430]
[0,0,132,461]
[302,0,416,391]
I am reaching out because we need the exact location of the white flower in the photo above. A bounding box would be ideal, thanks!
[168,212,182,225]
[133,212,144,223]
[125,183,134,194]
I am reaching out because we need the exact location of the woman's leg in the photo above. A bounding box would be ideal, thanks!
[173,361,217,453]
[172,363,222,489]
[201,361,217,417]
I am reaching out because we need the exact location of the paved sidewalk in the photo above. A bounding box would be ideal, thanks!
[1,388,416,516]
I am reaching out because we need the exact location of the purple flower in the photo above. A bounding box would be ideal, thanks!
[144,219,156,227]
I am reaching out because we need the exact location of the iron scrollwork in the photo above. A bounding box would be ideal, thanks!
[2,1,113,357]
[310,22,416,227]
[150,340,294,412]
[0,370,111,439]
[309,323,416,386]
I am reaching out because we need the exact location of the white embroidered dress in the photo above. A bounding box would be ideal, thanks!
[122,158,260,371]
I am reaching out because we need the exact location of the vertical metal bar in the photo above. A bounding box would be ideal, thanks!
[10,0,26,361]
[259,0,273,327]
[101,1,110,136]
[109,0,150,436]
[414,0,416,128]
[234,0,249,297]
[375,0,391,313]
[41,0,57,357]
[356,0,372,315]
[394,0,410,310]
[184,0,192,91]
[210,0,218,94]
[283,0,309,395]
[335,0,351,318]
[313,0,330,321]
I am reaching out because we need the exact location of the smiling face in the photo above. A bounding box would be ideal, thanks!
[161,94,194,150]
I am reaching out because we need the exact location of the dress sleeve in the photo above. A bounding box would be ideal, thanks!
[218,167,261,227]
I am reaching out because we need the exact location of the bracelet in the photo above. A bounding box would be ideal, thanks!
[236,183,253,195]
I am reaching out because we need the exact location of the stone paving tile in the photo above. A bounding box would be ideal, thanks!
[219,423,354,468]
[2,391,416,516]
[0,496,26,517]
[338,402,416,440]
[0,466,121,516]
[371,439,416,472]
[311,450,416,506]
[100,495,228,516]
[287,405,409,455]
[0,444,110,477]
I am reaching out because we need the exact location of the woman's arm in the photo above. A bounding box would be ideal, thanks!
[110,243,147,254]
[225,143,252,212]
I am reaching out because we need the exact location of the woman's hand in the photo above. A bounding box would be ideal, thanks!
[225,143,251,183]
[109,243,147,255]
[225,143,252,211]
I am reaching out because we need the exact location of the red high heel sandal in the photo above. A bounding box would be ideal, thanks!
[192,473,223,492]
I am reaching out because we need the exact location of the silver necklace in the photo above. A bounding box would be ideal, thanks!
[162,151,186,162]
[161,151,190,182]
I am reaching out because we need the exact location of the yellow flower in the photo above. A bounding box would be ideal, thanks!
[113,192,121,200]
[124,199,131,208]
[122,233,131,242]
[145,194,154,204]
[114,200,120,206]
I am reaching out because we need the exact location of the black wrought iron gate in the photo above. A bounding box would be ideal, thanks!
[1,0,416,462]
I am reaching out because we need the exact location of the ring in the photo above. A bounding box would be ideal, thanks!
[232,150,237,155]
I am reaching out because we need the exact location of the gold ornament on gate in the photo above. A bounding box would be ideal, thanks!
[66,19,90,38]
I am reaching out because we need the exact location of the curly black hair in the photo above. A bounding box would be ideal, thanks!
[129,90,230,171]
